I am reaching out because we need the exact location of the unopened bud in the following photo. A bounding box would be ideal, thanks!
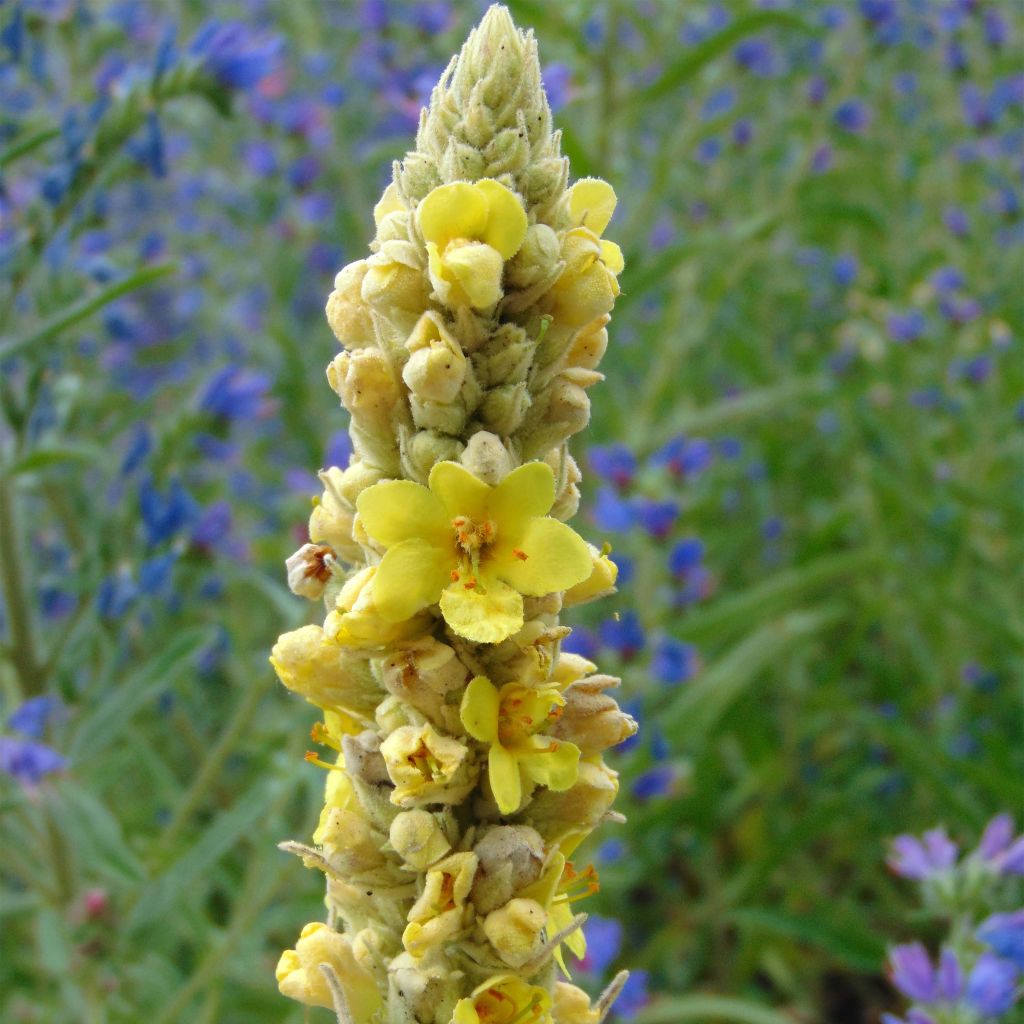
[285,543,335,600]
[459,431,514,485]
[483,898,547,967]
[506,223,560,290]
[326,260,376,350]
[389,810,452,870]
[402,312,467,403]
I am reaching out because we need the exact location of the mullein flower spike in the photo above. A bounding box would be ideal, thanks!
[274,8,635,1022]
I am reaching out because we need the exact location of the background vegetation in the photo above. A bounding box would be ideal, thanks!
[1,1,1021,1022]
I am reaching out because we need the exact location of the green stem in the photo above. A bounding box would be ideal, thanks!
[0,475,43,697]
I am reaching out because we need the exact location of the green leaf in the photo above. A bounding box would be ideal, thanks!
[661,608,843,740]
[0,125,60,168]
[628,11,818,106]
[634,994,797,1024]
[68,628,210,764]
[0,263,177,361]
[728,907,886,973]
[5,445,107,478]
[125,777,281,932]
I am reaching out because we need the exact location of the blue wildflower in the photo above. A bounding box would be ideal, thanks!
[651,638,698,685]
[600,611,646,660]
[965,953,1018,1015]
[589,444,638,489]
[651,435,712,477]
[635,498,679,540]
[562,627,600,662]
[7,696,61,740]
[888,827,958,879]
[614,969,651,1019]
[140,477,198,547]
[0,737,66,786]
[597,838,626,863]
[632,764,675,801]
[833,252,859,287]
[593,487,637,532]
[139,551,178,595]
[199,365,271,421]
[732,118,753,147]
[581,916,623,976]
[834,98,871,134]
[97,566,139,619]
[191,501,232,550]
[888,309,927,343]
[668,537,704,577]
[542,62,572,111]
[188,20,283,91]
[127,110,167,178]
[734,37,776,76]
[978,911,1024,969]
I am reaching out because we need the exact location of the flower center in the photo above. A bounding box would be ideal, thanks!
[406,740,441,781]
[450,515,498,592]
[497,687,562,747]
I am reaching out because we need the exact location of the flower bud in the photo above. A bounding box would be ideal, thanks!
[526,760,620,846]
[565,316,609,371]
[327,349,401,425]
[309,470,362,564]
[335,461,387,505]
[389,809,452,870]
[380,637,469,733]
[459,430,514,485]
[480,383,531,434]
[362,252,430,315]
[562,545,617,608]
[546,450,582,521]
[551,675,637,756]
[554,982,600,1024]
[483,898,547,968]
[473,323,534,387]
[380,724,477,807]
[270,624,380,717]
[326,260,376,350]
[319,807,390,875]
[285,543,335,600]
[402,312,467,403]
[400,429,465,482]
[506,223,560,290]
[547,228,619,328]
[276,922,381,1016]
[471,825,545,913]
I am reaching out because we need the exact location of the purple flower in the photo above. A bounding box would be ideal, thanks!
[589,444,637,489]
[834,98,871,134]
[600,611,646,660]
[811,143,833,173]
[734,37,776,76]
[833,252,859,287]
[97,566,138,620]
[651,638,698,685]
[732,118,753,147]
[651,436,712,477]
[943,206,970,238]
[542,62,572,111]
[668,537,704,577]
[199,365,272,421]
[889,943,939,1002]
[930,267,964,294]
[581,916,623,975]
[965,953,1018,1015]
[806,75,828,106]
[7,696,61,739]
[562,627,600,662]
[614,970,650,1019]
[191,501,232,550]
[632,765,675,801]
[0,736,66,785]
[978,911,1024,969]
[635,499,679,540]
[188,21,283,92]
[888,309,927,343]
[974,814,1015,861]
[888,827,958,879]
[593,487,637,533]
[140,477,198,547]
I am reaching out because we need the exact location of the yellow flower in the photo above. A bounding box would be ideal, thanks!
[380,722,476,807]
[275,922,381,1016]
[553,983,600,1024]
[417,179,528,308]
[548,178,624,328]
[453,974,553,1024]
[460,675,581,815]
[402,851,478,956]
[356,460,592,644]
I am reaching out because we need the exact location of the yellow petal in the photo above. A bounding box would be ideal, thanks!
[373,538,450,621]
[417,182,488,247]
[444,242,505,308]
[519,851,565,905]
[460,675,500,743]
[357,479,448,548]
[453,998,480,1024]
[488,461,556,538]
[439,577,523,643]
[520,740,580,792]
[493,517,592,596]
[601,239,624,275]
[489,742,523,815]
[373,183,404,227]
[476,178,528,259]
[429,461,490,521]
[568,178,617,234]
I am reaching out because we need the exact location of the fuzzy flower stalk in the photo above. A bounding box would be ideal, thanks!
[273,8,634,1023]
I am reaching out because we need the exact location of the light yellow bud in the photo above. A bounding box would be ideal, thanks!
[327,348,401,423]
[380,723,477,807]
[402,311,467,403]
[526,759,620,845]
[362,253,430,314]
[309,469,361,563]
[325,260,376,350]
[270,624,379,716]
[401,429,465,482]
[507,223,561,290]
[312,763,356,846]
[428,238,506,309]
[389,809,452,870]
[335,461,387,505]
[483,897,547,968]
[553,982,600,1024]
[548,228,619,328]
[565,316,609,371]
[546,450,582,521]
[276,922,381,1017]
[474,323,534,387]
[562,545,618,608]
[459,430,514,485]
[480,383,531,434]
[319,807,389,875]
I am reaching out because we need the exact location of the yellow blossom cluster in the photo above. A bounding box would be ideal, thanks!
[272,7,635,1023]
